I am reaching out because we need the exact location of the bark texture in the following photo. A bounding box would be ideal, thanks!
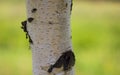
[25,0,74,75]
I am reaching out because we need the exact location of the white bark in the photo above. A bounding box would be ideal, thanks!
[26,0,74,75]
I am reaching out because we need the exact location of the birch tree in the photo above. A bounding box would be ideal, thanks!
[21,0,75,75]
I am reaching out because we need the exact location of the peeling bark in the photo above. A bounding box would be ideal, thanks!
[23,0,75,75]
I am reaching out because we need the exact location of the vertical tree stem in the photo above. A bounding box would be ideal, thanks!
[26,0,74,75]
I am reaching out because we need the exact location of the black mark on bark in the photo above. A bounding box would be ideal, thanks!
[28,17,34,22]
[55,11,59,14]
[28,35,33,44]
[32,8,37,13]
[21,21,27,33]
[48,50,75,73]
[21,20,33,44]
[70,0,73,12]
[48,21,53,24]
[66,3,68,7]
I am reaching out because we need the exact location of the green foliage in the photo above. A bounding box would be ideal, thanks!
[0,1,120,75]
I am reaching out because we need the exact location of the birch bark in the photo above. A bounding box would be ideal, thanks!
[25,0,74,75]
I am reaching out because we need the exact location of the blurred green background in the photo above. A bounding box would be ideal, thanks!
[0,0,120,75]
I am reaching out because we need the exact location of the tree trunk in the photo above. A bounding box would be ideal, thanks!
[22,0,75,75]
